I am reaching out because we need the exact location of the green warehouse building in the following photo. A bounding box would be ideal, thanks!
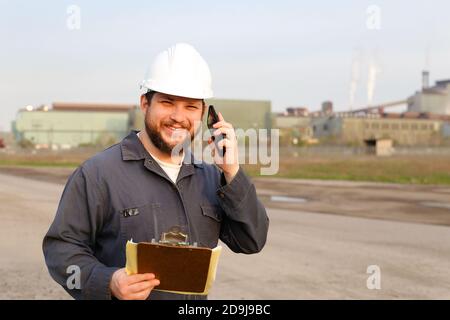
[12,102,135,149]
[13,99,271,149]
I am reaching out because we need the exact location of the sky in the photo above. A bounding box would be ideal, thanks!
[1,0,450,131]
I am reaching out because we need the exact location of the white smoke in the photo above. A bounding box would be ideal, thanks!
[367,52,380,106]
[349,48,361,111]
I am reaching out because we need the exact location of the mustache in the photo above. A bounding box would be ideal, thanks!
[161,120,191,130]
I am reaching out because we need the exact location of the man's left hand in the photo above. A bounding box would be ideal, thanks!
[208,112,239,184]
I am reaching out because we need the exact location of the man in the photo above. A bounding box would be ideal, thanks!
[43,43,269,300]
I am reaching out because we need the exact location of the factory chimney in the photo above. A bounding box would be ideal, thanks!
[422,70,429,90]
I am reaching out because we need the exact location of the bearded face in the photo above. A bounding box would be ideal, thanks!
[144,92,204,155]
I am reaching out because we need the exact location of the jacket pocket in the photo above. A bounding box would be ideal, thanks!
[119,202,161,244]
[198,205,223,248]
[201,205,223,222]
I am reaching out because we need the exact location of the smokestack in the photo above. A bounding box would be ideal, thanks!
[422,70,429,89]
[322,101,333,115]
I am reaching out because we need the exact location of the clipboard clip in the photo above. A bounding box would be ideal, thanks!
[153,226,197,247]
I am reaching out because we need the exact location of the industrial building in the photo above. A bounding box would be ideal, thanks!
[274,101,343,145]
[275,111,448,146]
[271,72,450,147]
[311,114,446,146]
[13,98,272,149]
[408,71,450,115]
[12,102,135,149]
[14,70,450,150]
[273,108,314,145]
[443,122,450,138]
[274,98,450,146]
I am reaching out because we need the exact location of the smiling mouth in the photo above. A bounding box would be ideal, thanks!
[164,125,190,139]
[166,125,186,131]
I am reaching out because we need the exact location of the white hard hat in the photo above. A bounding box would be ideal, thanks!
[140,43,213,99]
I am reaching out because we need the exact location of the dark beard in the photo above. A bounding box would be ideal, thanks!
[145,120,174,155]
[145,112,193,156]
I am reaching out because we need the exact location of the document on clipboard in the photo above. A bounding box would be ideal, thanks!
[125,240,222,295]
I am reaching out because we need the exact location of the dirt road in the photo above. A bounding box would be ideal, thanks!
[0,171,449,299]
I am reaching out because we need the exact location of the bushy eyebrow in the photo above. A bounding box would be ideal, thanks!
[159,94,202,106]
[159,95,175,101]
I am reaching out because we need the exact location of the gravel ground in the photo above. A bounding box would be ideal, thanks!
[0,169,449,299]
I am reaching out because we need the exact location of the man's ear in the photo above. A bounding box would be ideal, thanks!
[140,94,149,114]
[201,101,206,119]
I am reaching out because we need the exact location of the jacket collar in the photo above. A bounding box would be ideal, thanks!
[120,131,203,169]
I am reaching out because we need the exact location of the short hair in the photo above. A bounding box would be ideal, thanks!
[144,90,206,116]
[144,90,157,105]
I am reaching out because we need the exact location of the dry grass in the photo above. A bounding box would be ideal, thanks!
[243,154,450,185]
[0,149,98,168]
[1,150,450,185]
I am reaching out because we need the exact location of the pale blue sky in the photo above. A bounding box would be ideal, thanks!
[1,0,450,131]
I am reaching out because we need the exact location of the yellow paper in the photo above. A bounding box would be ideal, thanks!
[125,240,222,295]
[201,245,222,295]
[125,240,138,275]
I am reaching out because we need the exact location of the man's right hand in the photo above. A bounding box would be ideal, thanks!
[109,268,160,300]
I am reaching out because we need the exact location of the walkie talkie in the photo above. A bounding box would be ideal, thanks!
[207,105,226,157]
